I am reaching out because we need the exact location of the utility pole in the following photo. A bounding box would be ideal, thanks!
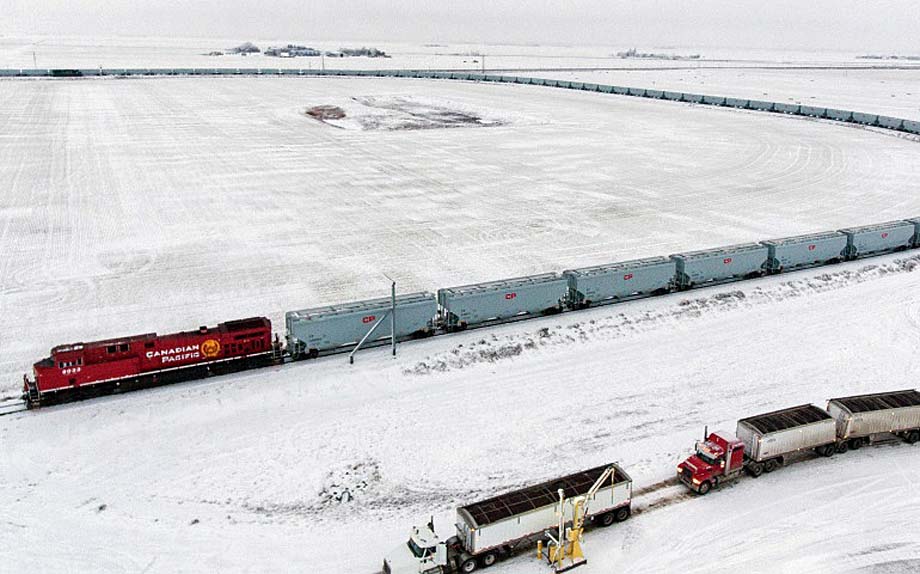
[390,280,396,357]
[383,273,396,358]
[347,276,397,364]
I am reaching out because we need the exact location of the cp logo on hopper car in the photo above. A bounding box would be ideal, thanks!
[362,315,376,324]
[624,273,634,281]
[882,232,889,238]
[505,293,517,300]
[808,244,816,251]
[200,339,221,358]
[723,258,733,264]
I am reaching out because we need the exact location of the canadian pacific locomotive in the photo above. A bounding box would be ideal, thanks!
[23,318,275,406]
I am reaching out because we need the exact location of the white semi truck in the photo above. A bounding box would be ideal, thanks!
[383,463,632,574]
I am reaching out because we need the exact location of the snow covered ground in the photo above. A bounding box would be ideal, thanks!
[2,254,920,573]
[2,75,919,398]
[1,45,920,573]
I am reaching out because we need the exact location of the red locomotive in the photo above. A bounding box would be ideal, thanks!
[23,317,274,407]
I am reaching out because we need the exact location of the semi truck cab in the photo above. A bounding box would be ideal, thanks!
[677,430,744,494]
[384,523,449,574]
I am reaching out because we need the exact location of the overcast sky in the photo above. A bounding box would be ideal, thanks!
[4,0,920,52]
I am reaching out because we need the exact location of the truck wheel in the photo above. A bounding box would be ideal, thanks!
[613,506,631,522]
[461,558,478,573]
[907,430,920,444]
[764,459,779,473]
[698,481,712,495]
[480,553,497,568]
[836,441,849,454]
[849,438,863,450]
[597,512,616,527]
[817,445,834,457]
[746,462,764,477]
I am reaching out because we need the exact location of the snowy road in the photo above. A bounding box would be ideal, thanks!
[2,254,919,573]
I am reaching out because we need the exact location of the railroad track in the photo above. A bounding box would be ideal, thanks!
[0,401,28,417]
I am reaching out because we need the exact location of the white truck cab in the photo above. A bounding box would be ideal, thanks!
[384,523,449,574]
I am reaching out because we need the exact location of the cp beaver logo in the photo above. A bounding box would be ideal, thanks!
[200,339,221,358]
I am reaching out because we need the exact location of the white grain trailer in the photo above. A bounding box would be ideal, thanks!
[383,464,632,574]
[735,404,837,475]
[827,389,920,449]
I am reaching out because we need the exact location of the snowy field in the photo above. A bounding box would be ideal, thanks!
[1,42,920,573]
[2,75,920,398]
[2,254,920,573]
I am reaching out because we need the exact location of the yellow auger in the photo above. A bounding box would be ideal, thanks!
[537,465,617,572]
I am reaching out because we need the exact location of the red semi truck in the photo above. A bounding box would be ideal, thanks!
[678,391,920,495]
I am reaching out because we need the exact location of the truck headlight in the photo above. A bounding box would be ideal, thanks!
[692,478,701,485]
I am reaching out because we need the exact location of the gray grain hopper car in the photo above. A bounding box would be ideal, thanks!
[736,404,838,463]
[827,389,920,447]
[840,220,915,258]
[562,256,675,307]
[437,273,567,330]
[670,243,769,289]
[286,292,437,358]
[762,231,848,272]
[456,463,632,560]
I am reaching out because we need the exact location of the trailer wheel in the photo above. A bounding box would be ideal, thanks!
[764,459,779,473]
[597,512,616,527]
[697,481,712,495]
[849,438,863,450]
[907,430,920,444]
[480,552,497,568]
[836,441,849,454]
[461,558,478,573]
[819,444,835,457]
[746,462,764,477]
[307,348,319,360]
[613,506,631,522]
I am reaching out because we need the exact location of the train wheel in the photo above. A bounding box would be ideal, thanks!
[907,430,920,444]
[836,441,849,454]
[307,348,319,360]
